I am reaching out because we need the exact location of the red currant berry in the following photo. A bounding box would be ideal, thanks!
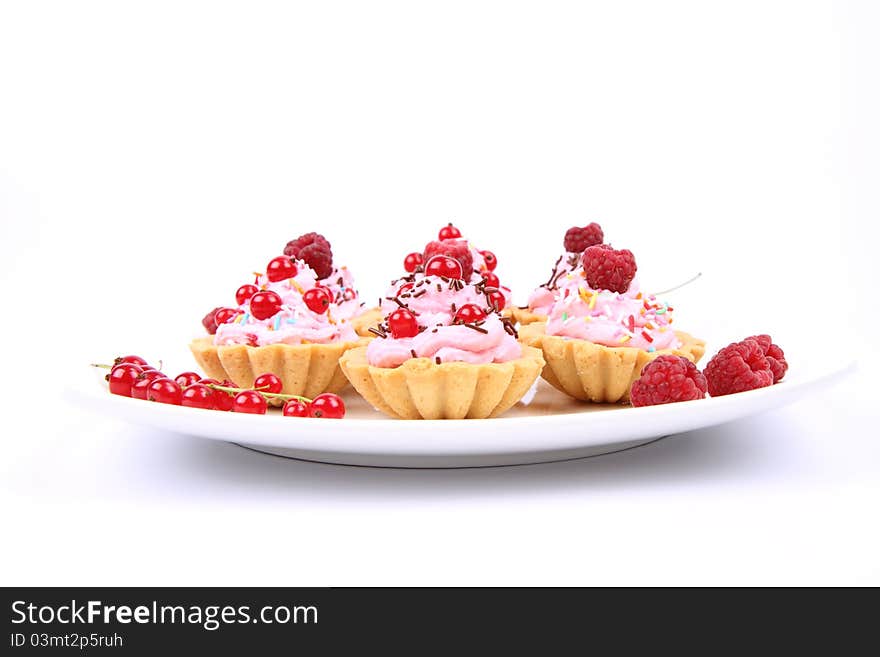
[181,383,215,410]
[174,371,202,388]
[107,363,143,397]
[235,284,259,306]
[403,252,423,273]
[454,304,487,324]
[308,393,346,419]
[233,390,267,414]
[424,255,463,279]
[266,256,298,282]
[481,250,497,271]
[387,308,419,338]
[198,377,220,385]
[438,223,462,240]
[253,373,283,394]
[114,355,148,367]
[482,272,500,289]
[147,378,183,405]
[486,289,506,312]
[213,381,236,412]
[397,282,414,296]
[303,287,332,314]
[214,307,242,326]
[282,399,310,417]
[249,291,283,320]
[131,370,166,400]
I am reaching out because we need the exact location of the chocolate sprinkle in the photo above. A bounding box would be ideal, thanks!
[368,326,387,338]
[435,356,442,365]
[412,289,427,298]
[542,255,565,289]
[464,323,489,334]
[501,316,519,338]
[411,349,417,359]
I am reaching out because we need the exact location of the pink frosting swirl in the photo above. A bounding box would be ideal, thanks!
[214,260,359,346]
[526,252,582,314]
[544,268,680,351]
[367,273,522,368]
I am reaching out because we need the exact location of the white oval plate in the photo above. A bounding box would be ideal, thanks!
[67,357,854,468]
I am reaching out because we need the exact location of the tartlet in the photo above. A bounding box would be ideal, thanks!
[340,253,544,419]
[192,236,369,402]
[520,243,705,404]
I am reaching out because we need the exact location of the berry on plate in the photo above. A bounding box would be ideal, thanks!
[308,393,346,419]
[630,355,707,407]
[747,334,788,383]
[703,338,776,397]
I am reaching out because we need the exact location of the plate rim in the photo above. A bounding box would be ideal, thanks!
[66,359,857,456]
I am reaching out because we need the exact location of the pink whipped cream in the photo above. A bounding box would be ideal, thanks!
[526,252,582,315]
[544,268,680,351]
[319,265,365,322]
[367,274,522,368]
[214,261,359,346]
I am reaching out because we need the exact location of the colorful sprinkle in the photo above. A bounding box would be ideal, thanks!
[641,330,654,343]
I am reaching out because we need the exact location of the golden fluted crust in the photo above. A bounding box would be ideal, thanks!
[189,336,370,403]
[507,306,548,327]
[519,322,706,403]
[350,307,384,338]
[338,346,545,420]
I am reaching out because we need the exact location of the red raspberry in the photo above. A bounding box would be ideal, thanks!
[284,232,332,258]
[563,222,604,253]
[581,244,637,293]
[630,355,708,407]
[297,243,334,279]
[703,338,774,397]
[201,306,223,334]
[747,334,788,383]
[423,239,474,279]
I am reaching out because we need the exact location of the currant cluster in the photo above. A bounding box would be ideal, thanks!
[401,223,498,279]
[102,356,345,418]
[203,255,335,335]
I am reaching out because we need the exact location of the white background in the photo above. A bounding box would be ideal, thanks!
[1,0,878,584]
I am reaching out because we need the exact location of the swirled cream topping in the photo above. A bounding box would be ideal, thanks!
[214,261,359,346]
[544,268,680,351]
[366,273,521,367]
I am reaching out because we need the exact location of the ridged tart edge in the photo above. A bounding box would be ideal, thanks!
[338,346,545,420]
[519,322,706,403]
[189,336,370,403]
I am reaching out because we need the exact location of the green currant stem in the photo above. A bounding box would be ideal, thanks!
[206,383,311,404]
[91,359,163,370]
